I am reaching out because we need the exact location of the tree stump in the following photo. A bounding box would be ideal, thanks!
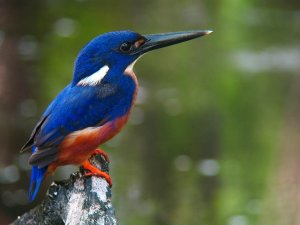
[11,154,117,225]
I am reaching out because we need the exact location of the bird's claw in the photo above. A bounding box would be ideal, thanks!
[82,160,112,186]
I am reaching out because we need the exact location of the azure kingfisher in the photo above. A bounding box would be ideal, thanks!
[21,29,212,201]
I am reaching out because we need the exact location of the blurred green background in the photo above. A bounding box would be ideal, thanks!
[1,0,300,224]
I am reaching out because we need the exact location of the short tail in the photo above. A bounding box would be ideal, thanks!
[29,147,47,201]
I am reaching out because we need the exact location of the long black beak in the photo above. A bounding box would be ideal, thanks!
[133,30,212,55]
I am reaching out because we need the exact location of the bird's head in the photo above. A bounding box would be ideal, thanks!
[72,30,212,86]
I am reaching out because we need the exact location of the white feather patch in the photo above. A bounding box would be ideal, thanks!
[124,56,142,74]
[77,65,109,86]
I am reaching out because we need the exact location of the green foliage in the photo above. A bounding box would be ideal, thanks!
[2,0,299,224]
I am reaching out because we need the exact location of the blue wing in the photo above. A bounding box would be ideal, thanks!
[23,79,135,168]
[23,76,136,201]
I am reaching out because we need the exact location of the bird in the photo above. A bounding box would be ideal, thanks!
[21,29,212,201]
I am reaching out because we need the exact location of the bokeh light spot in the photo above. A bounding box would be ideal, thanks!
[0,165,20,184]
[174,155,192,172]
[54,18,77,37]
[197,159,220,176]
[228,215,248,225]
[18,36,38,60]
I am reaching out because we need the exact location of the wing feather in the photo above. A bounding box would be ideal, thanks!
[20,116,48,153]
[26,83,121,168]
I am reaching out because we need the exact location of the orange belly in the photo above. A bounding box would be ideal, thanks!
[47,70,138,174]
[47,114,129,173]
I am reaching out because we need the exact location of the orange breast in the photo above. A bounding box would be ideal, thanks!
[56,114,130,166]
[47,70,139,174]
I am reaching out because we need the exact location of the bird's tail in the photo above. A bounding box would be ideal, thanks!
[28,147,47,201]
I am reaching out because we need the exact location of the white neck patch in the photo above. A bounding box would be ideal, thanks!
[124,56,143,75]
[77,65,110,86]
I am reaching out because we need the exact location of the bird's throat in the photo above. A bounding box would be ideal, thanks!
[124,56,142,76]
[124,58,140,117]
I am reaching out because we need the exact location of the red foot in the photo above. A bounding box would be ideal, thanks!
[92,148,110,162]
[82,160,112,186]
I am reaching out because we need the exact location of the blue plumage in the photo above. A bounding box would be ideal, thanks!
[22,29,211,201]
[27,56,137,200]
[37,75,136,142]
[72,31,142,85]
[29,147,47,201]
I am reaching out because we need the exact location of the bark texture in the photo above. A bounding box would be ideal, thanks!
[10,155,117,225]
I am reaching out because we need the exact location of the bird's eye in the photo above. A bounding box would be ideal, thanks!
[119,42,132,53]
